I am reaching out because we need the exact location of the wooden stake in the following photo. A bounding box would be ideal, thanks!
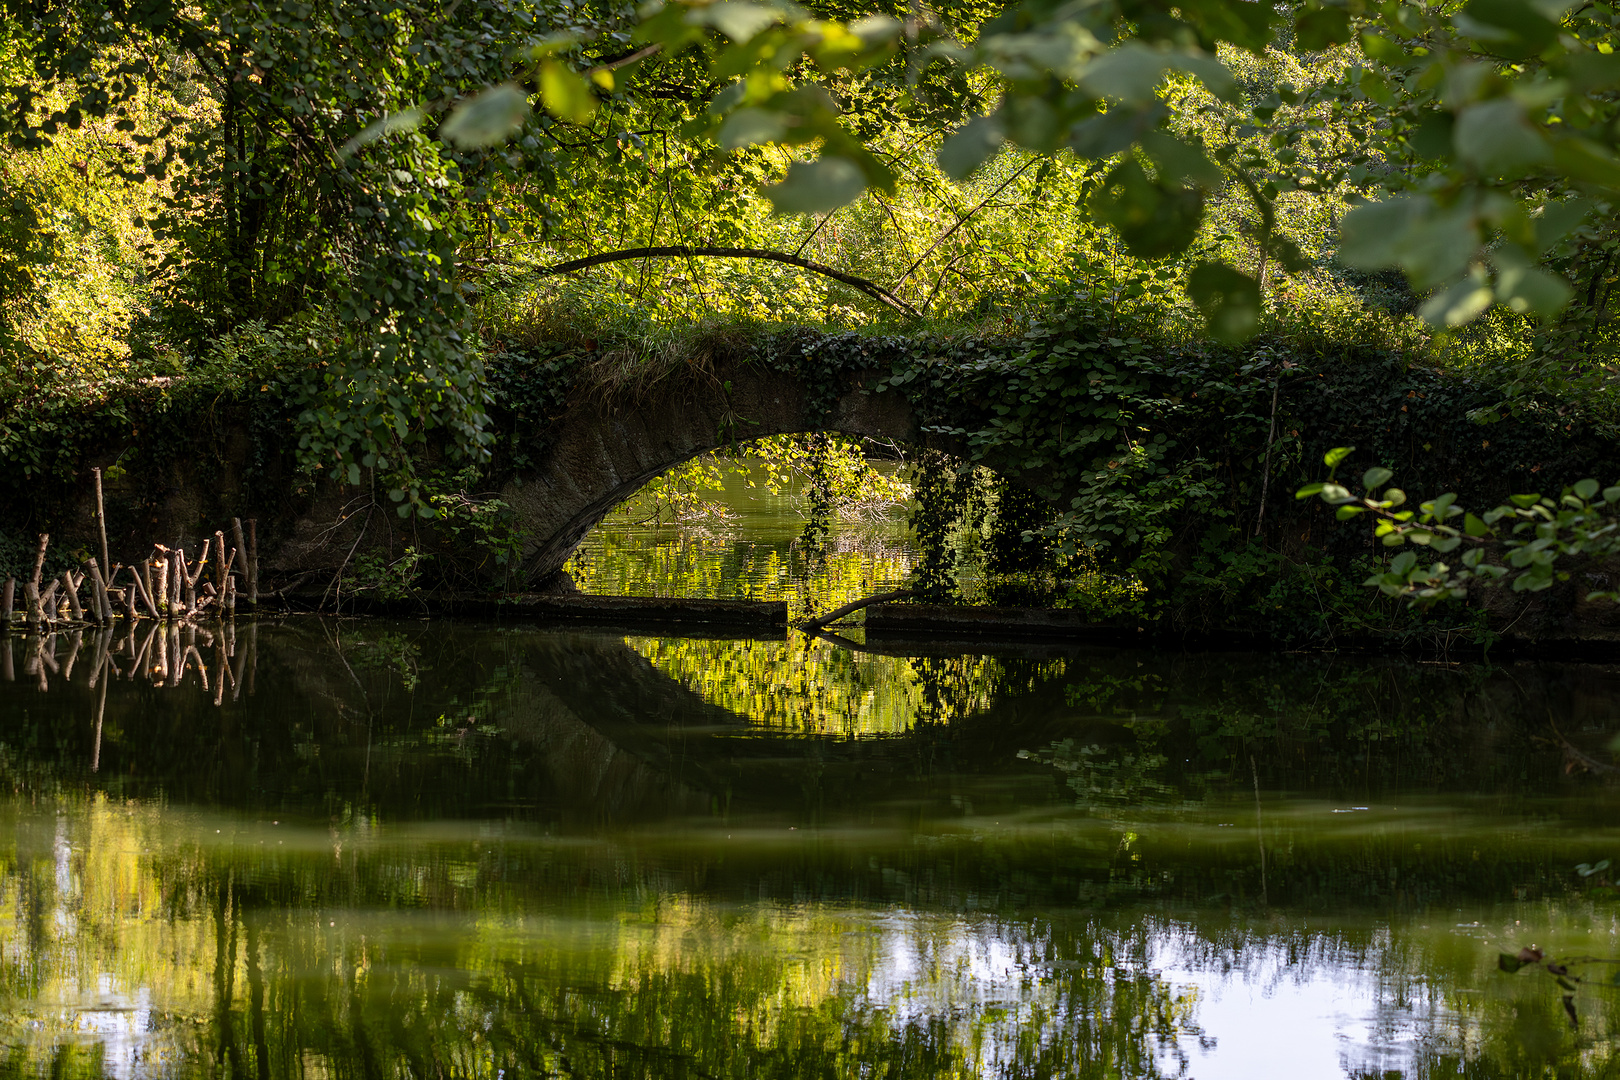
[153,552,170,618]
[29,532,48,591]
[184,538,209,616]
[62,572,84,623]
[85,558,112,626]
[128,565,157,619]
[92,467,110,578]
[231,519,252,605]
[39,580,60,625]
[22,581,41,629]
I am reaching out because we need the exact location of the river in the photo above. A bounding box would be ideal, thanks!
[0,476,1616,1077]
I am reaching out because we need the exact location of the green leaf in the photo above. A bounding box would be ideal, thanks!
[1295,482,1326,499]
[1575,479,1601,501]
[1363,466,1393,489]
[1185,261,1261,342]
[1455,0,1561,59]
[718,107,787,149]
[1553,138,1620,188]
[1390,550,1418,575]
[938,114,1005,181]
[1075,43,1170,102]
[440,84,530,149]
[539,61,597,123]
[764,157,867,213]
[1408,111,1454,160]
[1339,198,1479,288]
[1359,32,1406,64]
[1464,513,1490,537]
[1325,446,1355,469]
[1296,5,1351,49]
[695,1,782,42]
[338,107,425,161]
[1455,99,1551,177]
[1418,276,1494,327]
[1140,131,1224,190]
[1089,159,1204,260]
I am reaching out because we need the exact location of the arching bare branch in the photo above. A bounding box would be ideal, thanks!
[536,246,922,318]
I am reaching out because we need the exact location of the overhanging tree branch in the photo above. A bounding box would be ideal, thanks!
[535,246,922,318]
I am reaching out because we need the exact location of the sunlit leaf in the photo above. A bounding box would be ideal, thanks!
[1454,99,1551,176]
[540,61,597,123]
[1295,5,1351,50]
[338,107,425,161]
[938,114,1005,180]
[1186,261,1261,342]
[440,84,530,149]
[764,157,867,213]
[718,107,787,149]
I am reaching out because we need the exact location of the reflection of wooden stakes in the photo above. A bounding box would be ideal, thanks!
[246,620,257,695]
[167,624,183,687]
[61,630,82,681]
[213,642,230,706]
[0,638,11,680]
[151,621,169,683]
[186,645,208,692]
[91,661,107,773]
[87,628,111,689]
[25,636,46,691]
[132,621,157,680]
[39,634,60,675]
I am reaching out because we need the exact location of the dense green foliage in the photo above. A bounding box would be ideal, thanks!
[3,0,1620,636]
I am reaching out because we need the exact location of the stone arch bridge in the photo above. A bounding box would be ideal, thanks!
[268,354,935,588]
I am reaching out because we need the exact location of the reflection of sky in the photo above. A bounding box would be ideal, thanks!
[1153,930,1443,1080]
[827,912,1485,1080]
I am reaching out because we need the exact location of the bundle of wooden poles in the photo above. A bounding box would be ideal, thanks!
[0,468,259,633]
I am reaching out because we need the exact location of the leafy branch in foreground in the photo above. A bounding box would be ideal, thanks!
[1298,447,1620,605]
[1497,945,1620,1030]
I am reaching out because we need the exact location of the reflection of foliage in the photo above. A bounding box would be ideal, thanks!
[1019,738,1178,810]
[569,526,912,621]
[614,438,911,528]
[342,630,426,693]
[0,793,1205,1079]
[1066,671,1166,714]
[630,634,929,736]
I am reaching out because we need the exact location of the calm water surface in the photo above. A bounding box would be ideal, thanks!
[0,619,1618,1078]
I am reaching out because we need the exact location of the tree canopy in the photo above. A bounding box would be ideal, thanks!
[2,0,1617,514]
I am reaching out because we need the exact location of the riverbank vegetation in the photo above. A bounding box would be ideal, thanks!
[2,0,1619,645]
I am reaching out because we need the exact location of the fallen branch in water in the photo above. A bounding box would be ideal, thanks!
[797,589,913,632]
